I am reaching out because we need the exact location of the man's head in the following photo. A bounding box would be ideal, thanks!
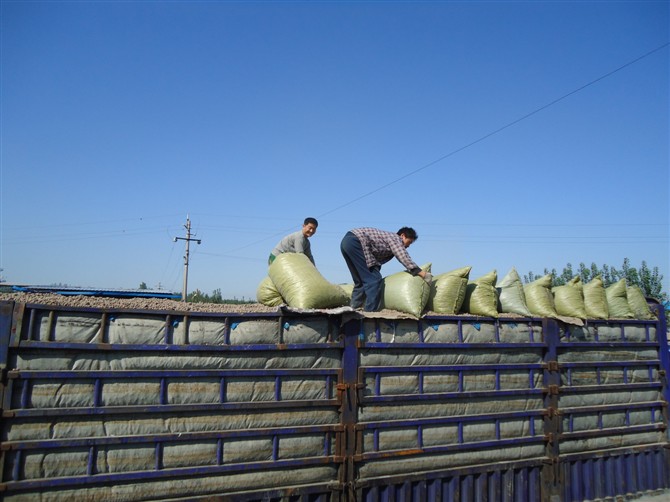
[397,227,418,248]
[302,217,319,238]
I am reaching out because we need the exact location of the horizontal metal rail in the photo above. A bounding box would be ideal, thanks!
[354,436,546,462]
[3,398,341,418]
[356,409,548,430]
[0,455,343,493]
[7,369,341,379]
[361,388,546,403]
[1,424,344,451]
[12,340,345,351]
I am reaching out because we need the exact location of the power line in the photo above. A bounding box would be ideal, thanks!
[315,42,669,218]
[209,42,670,258]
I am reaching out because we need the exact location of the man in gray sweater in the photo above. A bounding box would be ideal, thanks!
[268,217,318,266]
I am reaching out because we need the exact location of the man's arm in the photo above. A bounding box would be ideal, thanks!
[388,236,420,273]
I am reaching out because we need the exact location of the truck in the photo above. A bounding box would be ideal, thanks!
[0,292,668,501]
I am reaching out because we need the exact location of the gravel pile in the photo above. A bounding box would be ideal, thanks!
[0,292,279,314]
[0,292,536,319]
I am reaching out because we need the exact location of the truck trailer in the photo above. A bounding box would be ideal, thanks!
[0,294,668,501]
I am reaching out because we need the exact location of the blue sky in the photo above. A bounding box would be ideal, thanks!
[1,0,668,300]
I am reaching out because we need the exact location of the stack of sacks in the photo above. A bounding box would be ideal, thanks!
[497,267,532,316]
[544,275,608,320]
[256,253,349,309]
[382,264,432,317]
[549,275,655,320]
[258,256,658,320]
[462,270,498,317]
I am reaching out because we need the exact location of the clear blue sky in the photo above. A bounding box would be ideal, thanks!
[1,0,668,300]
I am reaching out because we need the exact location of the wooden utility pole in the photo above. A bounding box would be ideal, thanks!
[173,216,201,301]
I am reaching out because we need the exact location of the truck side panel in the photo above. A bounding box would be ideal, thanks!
[0,300,668,501]
[0,302,345,501]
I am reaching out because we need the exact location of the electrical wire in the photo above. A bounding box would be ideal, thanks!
[316,42,669,218]
[220,42,669,255]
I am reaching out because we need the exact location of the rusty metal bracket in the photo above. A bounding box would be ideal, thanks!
[545,407,562,418]
[544,432,558,444]
[546,361,559,372]
[547,384,560,395]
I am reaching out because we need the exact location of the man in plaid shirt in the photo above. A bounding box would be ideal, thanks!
[340,227,432,312]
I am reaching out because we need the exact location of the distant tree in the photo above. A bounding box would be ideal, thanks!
[524,259,667,303]
[186,288,254,305]
[187,289,208,303]
[139,282,148,290]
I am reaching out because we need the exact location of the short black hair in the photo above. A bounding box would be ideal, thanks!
[397,227,417,240]
[304,217,318,227]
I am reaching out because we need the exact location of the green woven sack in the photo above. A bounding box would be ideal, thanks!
[496,267,532,316]
[268,253,349,309]
[428,265,471,314]
[583,276,609,319]
[256,276,284,307]
[626,285,655,320]
[552,276,586,318]
[462,270,498,317]
[338,283,353,301]
[382,264,432,317]
[605,279,634,319]
[524,274,558,318]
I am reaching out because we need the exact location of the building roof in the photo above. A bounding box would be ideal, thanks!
[7,284,181,300]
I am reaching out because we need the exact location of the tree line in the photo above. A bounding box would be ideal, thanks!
[186,288,254,304]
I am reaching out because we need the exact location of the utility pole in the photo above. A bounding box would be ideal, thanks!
[173,216,201,301]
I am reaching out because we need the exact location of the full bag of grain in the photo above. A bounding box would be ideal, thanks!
[338,283,354,302]
[462,270,498,317]
[268,253,349,309]
[583,276,609,319]
[256,276,284,307]
[552,276,587,318]
[524,274,558,318]
[627,285,655,320]
[497,267,532,316]
[605,279,634,319]
[428,265,471,314]
[382,264,432,317]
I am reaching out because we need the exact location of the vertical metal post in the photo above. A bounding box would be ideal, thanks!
[341,317,361,500]
[651,301,670,421]
[0,301,14,370]
[543,317,562,502]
